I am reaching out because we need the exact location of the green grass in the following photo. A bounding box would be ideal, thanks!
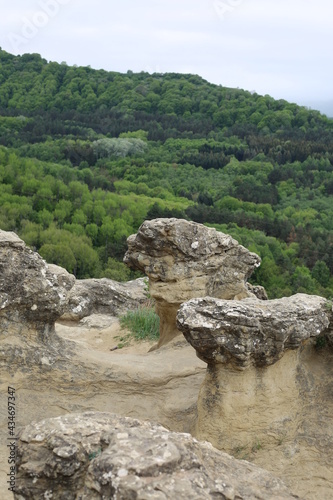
[119,306,160,342]
[251,439,262,453]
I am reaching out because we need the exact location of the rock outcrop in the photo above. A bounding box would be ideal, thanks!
[15,411,298,499]
[176,294,333,498]
[0,231,75,340]
[60,277,147,321]
[177,294,330,369]
[0,230,206,499]
[0,228,204,423]
[124,218,261,348]
[0,229,147,331]
[2,227,333,499]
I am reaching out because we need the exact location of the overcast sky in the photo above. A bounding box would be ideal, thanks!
[1,0,332,113]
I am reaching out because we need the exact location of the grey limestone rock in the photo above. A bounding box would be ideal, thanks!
[15,411,298,499]
[124,218,261,348]
[177,294,331,369]
[0,230,75,339]
[60,277,147,321]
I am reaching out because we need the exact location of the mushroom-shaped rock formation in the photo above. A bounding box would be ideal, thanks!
[0,230,75,340]
[124,218,261,349]
[15,411,298,499]
[176,294,332,456]
[177,294,330,369]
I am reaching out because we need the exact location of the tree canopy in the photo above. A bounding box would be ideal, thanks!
[0,48,332,297]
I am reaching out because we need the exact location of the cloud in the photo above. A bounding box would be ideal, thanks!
[151,29,212,45]
[1,0,332,104]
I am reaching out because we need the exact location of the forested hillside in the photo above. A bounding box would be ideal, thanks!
[0,49,332,298]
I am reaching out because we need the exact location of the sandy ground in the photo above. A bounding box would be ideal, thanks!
[1,316,205,500]
[56,315,156,355]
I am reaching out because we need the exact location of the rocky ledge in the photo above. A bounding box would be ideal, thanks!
[14,411,298,500]
[177,294,331,369]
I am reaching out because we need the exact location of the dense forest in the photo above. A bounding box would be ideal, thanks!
[0,49,332,298]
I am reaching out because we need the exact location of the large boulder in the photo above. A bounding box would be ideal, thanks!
[0,231,75,339]
[177,294,330,369]
[15,411,297,499]
[124,218,261,349]
[60,277,147,321]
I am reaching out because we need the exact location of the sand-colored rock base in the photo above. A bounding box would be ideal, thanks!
[195,350,300,453]
[194,342,333,499]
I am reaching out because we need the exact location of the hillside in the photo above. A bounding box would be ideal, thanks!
[0,49,332,298]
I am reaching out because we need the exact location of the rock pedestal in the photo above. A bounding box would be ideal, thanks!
[124,218,261,349]
[177,294,331,453]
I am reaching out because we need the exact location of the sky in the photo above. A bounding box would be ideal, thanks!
[1,0,333,114]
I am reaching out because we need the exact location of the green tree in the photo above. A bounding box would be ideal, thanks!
[312,261,330,287]
[39,243,76,273]
[291,266,318,294]
[101,258,131,281]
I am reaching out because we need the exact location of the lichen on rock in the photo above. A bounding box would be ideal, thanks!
[15,411,298,499]
[177,294,331,369]
[0,230,75,339]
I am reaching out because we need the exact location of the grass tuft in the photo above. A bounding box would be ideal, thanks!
[119,306,160,342]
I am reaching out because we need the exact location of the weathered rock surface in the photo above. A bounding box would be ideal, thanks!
[177,294,331,369]
[124,218,261,348]
[60,277,147,321]
[0,231,75,340]
[2,228,333,499]
[0,232,74,376]
[246,282,268,300]
[176,294,333,499]
[0,230,206,499]
[0,228,146,332]
[1,320,206,498]
[15,411,297,500]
